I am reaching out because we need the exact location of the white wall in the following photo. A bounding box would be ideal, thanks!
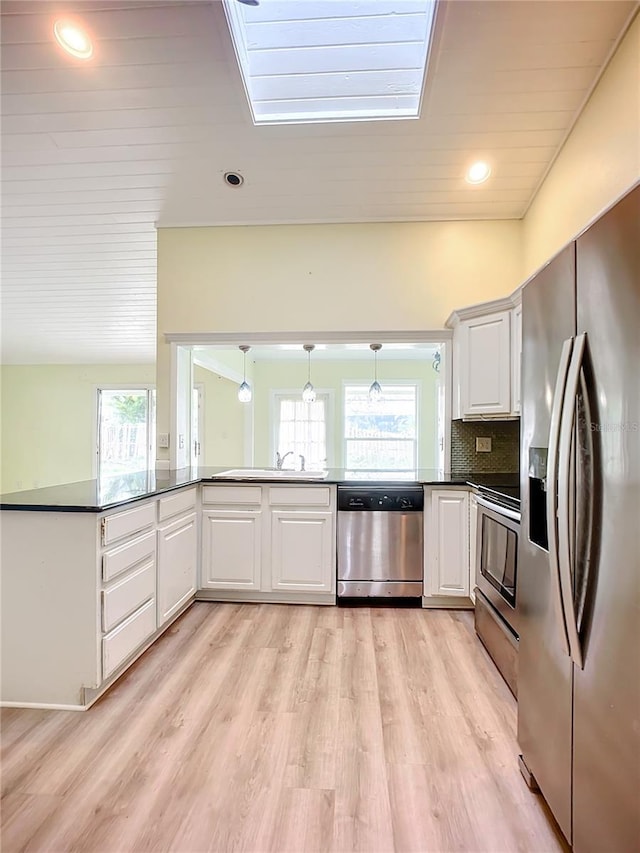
[156,219,522,454]
[194,365,246,467]
[522,14,640,277]
[155,13,640,462]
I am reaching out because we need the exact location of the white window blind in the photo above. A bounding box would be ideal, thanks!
[344,384,417,471]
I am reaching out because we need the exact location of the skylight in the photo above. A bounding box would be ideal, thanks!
[223,0,437,125]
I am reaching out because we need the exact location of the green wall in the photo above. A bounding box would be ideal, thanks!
[1,364,155,493]
[193,366,246,467]
[251,357,441,469]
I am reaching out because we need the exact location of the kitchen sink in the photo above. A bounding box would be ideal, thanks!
[211,468,329,480]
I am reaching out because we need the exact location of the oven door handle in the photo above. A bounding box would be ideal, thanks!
[475,496,521,523]
[557,333,587,669]
[546,336,574,656]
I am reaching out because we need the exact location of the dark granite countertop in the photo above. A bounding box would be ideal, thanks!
[0,467,519,512]
[0,468,201,512]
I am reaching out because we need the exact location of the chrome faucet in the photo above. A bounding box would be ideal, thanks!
[276,450,294,470]
[276,451,306,471]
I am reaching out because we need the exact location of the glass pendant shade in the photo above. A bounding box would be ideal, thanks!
[368,344,383,402]
[302,344,316,403]
[238,381,252,403]
[368,380,382,402]
[237,345,252,403]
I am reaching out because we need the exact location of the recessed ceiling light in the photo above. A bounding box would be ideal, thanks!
[53,20,93,60]
[465,161,492,184]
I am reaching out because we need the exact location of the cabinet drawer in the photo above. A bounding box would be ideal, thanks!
[102,529,156,582]
[101,501,156,546]
[158,487,197,522]
[102,560,156,633]
[102,598,156,680]
[201,485,262,506]
[268,486,331,507]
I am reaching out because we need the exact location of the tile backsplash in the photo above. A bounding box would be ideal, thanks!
[451,419,520,474]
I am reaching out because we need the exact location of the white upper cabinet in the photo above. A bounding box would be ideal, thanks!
[462,310,512,416]
[448,292,522,420]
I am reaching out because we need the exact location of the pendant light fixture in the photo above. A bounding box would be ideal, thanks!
[302,344,316,403]
[237,345,252,403]
[368,344,383,402]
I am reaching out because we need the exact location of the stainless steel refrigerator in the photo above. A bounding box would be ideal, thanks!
[518,185,640,851]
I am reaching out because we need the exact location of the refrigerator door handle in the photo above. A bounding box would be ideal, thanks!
[546,336,574,655]
[557,332,587,669]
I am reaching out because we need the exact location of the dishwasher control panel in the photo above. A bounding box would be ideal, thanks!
[337,486,424,512]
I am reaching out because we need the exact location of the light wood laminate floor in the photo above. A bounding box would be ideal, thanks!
[1,603,565,853]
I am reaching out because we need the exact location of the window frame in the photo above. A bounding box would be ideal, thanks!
[191,382,205,466]
[95,384,156,480]
[342,379,420,471]
[270,388,335,469]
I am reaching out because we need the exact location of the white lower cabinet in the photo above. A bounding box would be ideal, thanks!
[199,484,337,600]
[102,559,156,632]
[469,493,479,602]
[201,509,262,591]
[2,487,196,709]
[103,598,157,680]
[424,488,470,600]
[270,510,334,593]
[157,510,198,626]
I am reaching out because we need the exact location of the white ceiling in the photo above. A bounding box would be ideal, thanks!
[1,0,636,364]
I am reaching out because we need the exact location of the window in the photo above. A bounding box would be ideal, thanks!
[273,392,330,470]
[223,0,437,125]
[97,388,155,479]
[344,384,418,471]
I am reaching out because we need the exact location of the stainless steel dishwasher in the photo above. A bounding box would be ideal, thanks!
[337,486,424,599]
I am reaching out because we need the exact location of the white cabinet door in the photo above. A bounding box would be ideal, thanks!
[270,510,334,593]
[428,490,470,597]
[469,494,479,602]
[511,303,522,414]
[157,511,197,626]
[201,510,262,591]
[460,311,511,416]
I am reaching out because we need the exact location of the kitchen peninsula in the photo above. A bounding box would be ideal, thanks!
[1,467,517,710]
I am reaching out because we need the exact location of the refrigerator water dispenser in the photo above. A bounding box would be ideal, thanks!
[528,447,548,550]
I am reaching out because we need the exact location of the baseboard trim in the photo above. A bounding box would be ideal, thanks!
[422,595,474,609]
[195,590,336,606]
[0,701,88,712]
